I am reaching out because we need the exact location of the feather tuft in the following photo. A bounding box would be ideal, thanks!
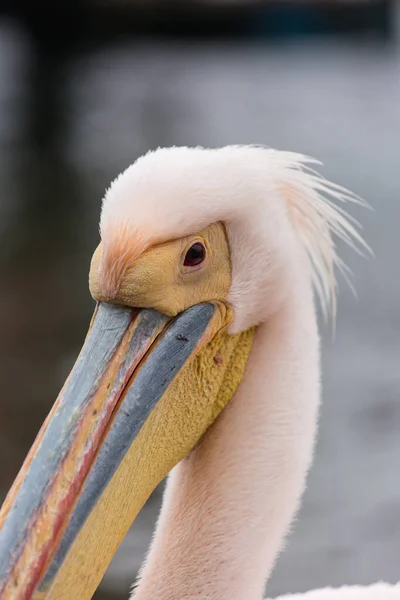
[274,150,372,321]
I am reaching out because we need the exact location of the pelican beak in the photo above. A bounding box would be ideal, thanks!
[0,300,254,600]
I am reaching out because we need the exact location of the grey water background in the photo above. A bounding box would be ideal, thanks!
[0,6,399,599]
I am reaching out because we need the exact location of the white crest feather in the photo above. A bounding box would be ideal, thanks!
[271,149,372,321]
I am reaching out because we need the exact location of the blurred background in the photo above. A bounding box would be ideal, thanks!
[0,1,399,598]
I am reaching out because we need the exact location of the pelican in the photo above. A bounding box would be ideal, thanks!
[0,145,398,600]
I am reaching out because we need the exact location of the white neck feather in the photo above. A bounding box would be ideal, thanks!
[132,271,320,600]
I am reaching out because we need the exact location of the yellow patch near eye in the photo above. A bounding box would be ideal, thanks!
[90,222,232,318]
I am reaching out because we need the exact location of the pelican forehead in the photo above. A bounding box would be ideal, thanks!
[98,222,154,299]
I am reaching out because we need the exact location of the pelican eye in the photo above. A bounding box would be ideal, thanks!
[184,242,206,267]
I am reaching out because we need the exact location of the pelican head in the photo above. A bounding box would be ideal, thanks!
[0,146,366,600]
